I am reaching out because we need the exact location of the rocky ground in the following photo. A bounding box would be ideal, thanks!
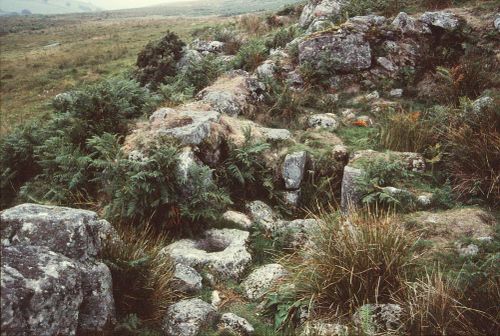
[1,0,499,335]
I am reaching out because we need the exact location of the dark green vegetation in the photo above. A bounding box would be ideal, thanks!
[1,0,499,335]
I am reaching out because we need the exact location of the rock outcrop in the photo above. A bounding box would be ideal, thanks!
[0,204,116,335]
[241,263,288,300]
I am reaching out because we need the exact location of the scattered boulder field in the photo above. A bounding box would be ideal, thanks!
[1,0,499,335]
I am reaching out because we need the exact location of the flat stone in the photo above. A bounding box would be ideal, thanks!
[173,263,203,294]
[163,229,251,280]
[218,313,255,335]
[222,210,253,230]
[420,11,462,31]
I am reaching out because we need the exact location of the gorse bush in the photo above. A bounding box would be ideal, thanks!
[135,31,185,88]
[291,212,418,315]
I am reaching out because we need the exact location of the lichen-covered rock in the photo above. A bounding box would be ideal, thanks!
[299,33,372,72]
[246,200,277,232]
[241,264,288,300]
[256,60,276,79]
[404,208,495,248]
[282,151,308,190]
[191,39,225,53]
[162,298,219,336]
[78,261,115,333]
[391,12,431,34]
[149,107,221,145]
[389,88,403,98]
[0,204,116,335]
[198,71,265,117]
[340,165,364,213]
[300,321,349,336]
[222,210,253,230]
[283,189,301,207]
[471,96,494,115]
[1,245,83,336]
[276,219,320,249]
[163,229,251,280]
[420,11,463,31]
[299,0,348,28]
[353,304,403,333]
[495,14,500,32]
[218,313,255,335]
[308,113,339,130]
[172,263,203,294]
[0,203,106,261]
[260,127,292,141]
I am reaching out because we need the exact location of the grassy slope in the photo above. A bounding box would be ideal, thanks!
[0,15,232,134]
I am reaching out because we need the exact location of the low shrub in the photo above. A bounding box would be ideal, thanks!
[265,26,301,50]
[160,54,224,105]
[343,0,408,18]
[90,133,230,232]
[239,14,268,35]
[291,212,418,315]
[0,120,45,209]
[135,31,185,88]
[216,128,275,204]
[232,38,269,72]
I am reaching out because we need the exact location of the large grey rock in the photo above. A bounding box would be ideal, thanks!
[299,33,372,72]
[202,91,243,117]
[163,229,251,280]
[218,313,255,335]
[150,108,221,145]
[340,165,364,214]
[0,203,107,261]
[172,263,203,294]
[391,12,431,34]
[299,0,348,28]
[282,151,308,190]
[1,245,83,336]
[78,261,115,333]
[241,264,288,300]
[246,201,277,232]
[162,298,219,336]
[420,11,462,31]
[0,204,116,334]
[177,49,203,71]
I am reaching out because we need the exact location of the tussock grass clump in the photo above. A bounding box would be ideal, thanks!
[291,212,418,315]
[395,272,481,335]
[103,224,178,323]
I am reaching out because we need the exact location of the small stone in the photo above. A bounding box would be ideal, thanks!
[300,321,349,336]
[471,96,493,115]
[173,263,203,294]
[211,290,222,308]
[282,151,308,190]
[389,88,403,98]
[456,243,479,257]
[391,12,431,34]
[377,57,397,72]
[241,264,288,300]
[162,298,219,336]
[340,166,364,214]
[283,190,301,207]
[218,313,255,335]
[256,60,276,79]
[246,201,277,232]
[353,304,403,333]
[222,211,253,230]
[308,113,339,130]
